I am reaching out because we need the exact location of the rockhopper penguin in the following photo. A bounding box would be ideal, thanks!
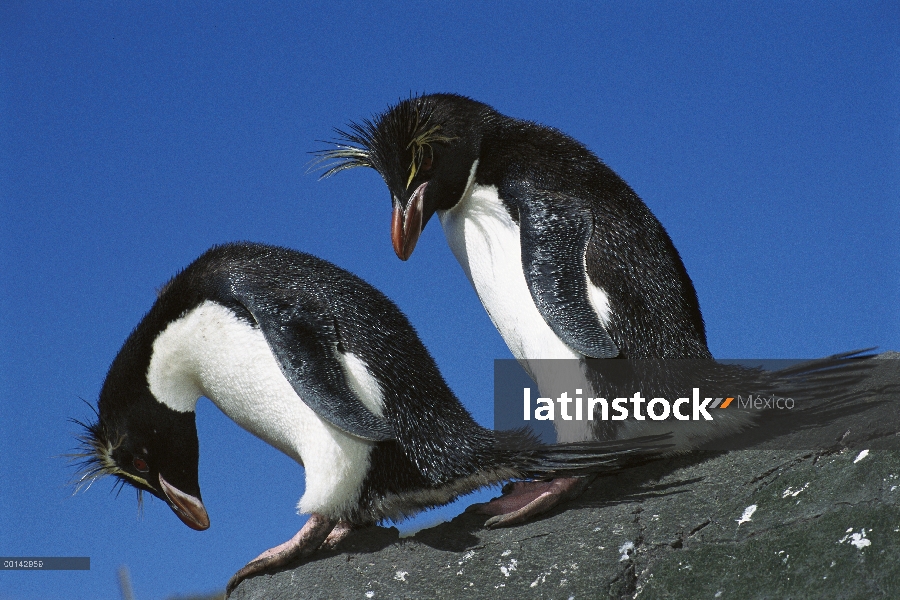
[71,242,669,594]
[316,93,713,523]
[316,94,879,526]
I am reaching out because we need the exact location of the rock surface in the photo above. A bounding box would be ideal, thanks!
[230,356,900,600]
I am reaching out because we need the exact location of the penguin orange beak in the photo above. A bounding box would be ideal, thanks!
[391,182,427,261]
[159,473,210,531]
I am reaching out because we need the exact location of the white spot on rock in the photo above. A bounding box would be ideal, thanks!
[854,449,869,463]
[782,483,810,498]
[619,541,635,561]
[497,550,519,577]
[736,505,757,525]
[837,528,871,549]
[393,571,408,582]
[530,564,558,587]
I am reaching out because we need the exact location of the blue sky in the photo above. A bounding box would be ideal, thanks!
[1,3,897,599]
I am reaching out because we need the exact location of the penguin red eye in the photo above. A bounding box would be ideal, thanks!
[133,458,149,473]
[421,155,433,171]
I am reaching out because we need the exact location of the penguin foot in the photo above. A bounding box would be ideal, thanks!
[226,513,336,596]
[318,520,357,551]
[467,476,593,529]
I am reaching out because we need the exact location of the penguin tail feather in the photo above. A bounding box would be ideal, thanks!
[694,348,888,451]
[763,348,877,402]
[495,429,673,480]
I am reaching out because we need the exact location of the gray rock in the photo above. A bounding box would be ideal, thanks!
[230,356,900,600]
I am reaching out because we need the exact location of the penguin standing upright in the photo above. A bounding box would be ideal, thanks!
[316,93,713,523]
[71,242,668,594]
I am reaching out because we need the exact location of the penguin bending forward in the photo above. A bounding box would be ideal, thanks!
[316,93,885,526]
[72,243,668,594]
[316,93,713,523]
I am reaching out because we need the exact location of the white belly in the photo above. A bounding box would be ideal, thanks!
[438,169,597,442]
[438,181,578,363]
[146,300,380,518]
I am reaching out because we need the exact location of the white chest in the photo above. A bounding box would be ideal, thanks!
[438,178,578,363]
[145,301,379,517]
[437,167,611,443]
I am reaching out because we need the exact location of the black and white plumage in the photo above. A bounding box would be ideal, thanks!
[316,93,710,371]
[72,242,667,593]
[315,94,877,523]
[316,94,714,451]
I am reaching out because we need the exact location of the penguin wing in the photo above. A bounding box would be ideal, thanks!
[516,190,619,358]
[236,292,396,442]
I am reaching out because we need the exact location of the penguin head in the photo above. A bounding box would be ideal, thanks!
[317,93,491,260]
[73,352,210,531]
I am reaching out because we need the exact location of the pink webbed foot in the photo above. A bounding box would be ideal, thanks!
[466,476,594,529]
[226,513,337,596]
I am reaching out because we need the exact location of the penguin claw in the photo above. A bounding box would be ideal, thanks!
[467,477,594,529]
[225,513,336,597]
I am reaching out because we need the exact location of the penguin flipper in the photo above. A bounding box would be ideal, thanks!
[517,191,619,358]
[237,292,396,442]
